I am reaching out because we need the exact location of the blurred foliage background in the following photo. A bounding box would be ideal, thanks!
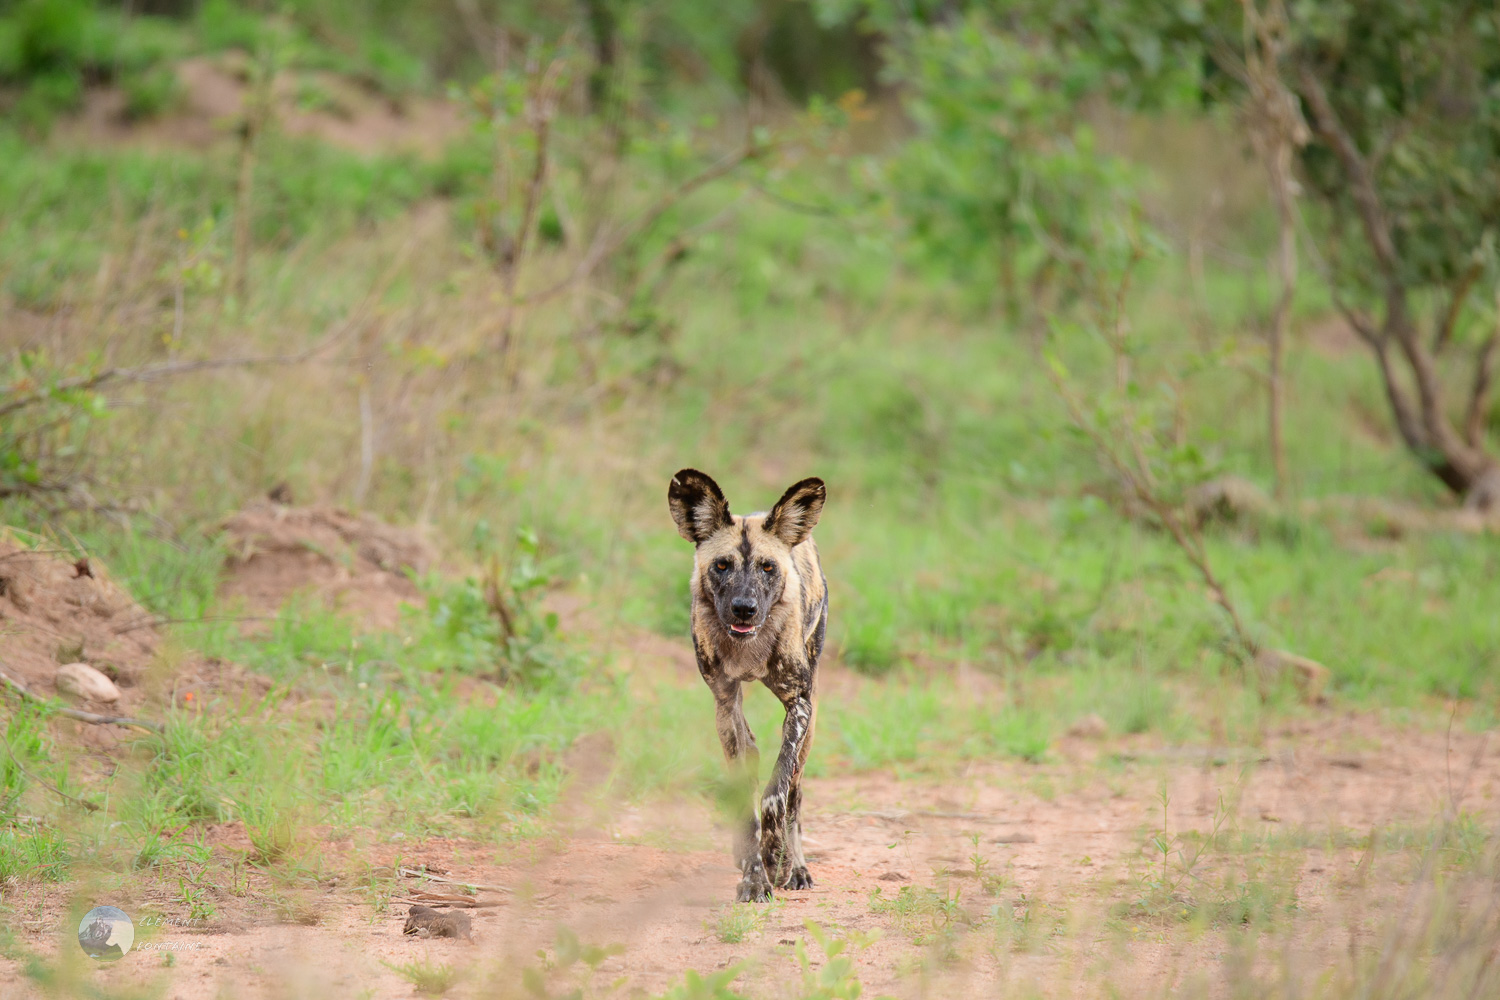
[2,0,1498,702]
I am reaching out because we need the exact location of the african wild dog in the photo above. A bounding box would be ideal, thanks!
[668,469,828,902]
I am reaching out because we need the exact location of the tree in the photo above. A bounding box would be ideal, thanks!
[1280,1,1500,508]
[1070,0,1500,508]
[871,0,1500,507]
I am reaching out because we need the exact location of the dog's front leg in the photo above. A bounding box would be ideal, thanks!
[711,683,772,902]
[760,687,814,889]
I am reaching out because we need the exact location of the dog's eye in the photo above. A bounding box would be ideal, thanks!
[714,559,730,572]
[761,562,775,574]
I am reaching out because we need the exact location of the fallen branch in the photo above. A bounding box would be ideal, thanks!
[0,667,163,734]
[395,890,506,909]
[398,866,513,895]
[112,613,288,635]
[834,809,999,823]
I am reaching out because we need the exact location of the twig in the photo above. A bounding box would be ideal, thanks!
[517,138,770,310]
[496,46,571,362]
[1237,0,1308,499]
[1040,241,1258,657]
[1433,259,1482,355]
[1465,309,1499,449]
[0,235,416,423]
[112,613,288,635]
[394,891,506,909]
[398,867,512,894]
[1,356,303,421]
[0,667,163,734]
[833,809,999,823]
[0,727,99,812]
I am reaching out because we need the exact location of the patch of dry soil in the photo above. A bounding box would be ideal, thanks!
[0,530,275,752]
[218,501,435,630]
[0,531,159,708]
[3,691,1495,999]
[57,55,465,155]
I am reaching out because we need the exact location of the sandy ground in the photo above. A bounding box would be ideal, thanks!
[2,703,1494,999]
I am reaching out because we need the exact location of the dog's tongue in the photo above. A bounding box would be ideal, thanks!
[730,624,755,634]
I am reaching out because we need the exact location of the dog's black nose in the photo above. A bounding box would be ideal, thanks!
[730,597,758,620]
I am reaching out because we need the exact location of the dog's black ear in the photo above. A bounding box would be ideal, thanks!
[763,477,825,547]
[669,469,732,544]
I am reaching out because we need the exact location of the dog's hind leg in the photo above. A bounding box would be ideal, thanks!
[713,683,772,902]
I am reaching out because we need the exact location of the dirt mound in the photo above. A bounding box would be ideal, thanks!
[219,501,436,630]
[59,55,464,156]
[0,531,160,712]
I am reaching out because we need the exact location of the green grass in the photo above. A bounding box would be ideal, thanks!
[0,825,69,883]
[710,900,775,944]
[383,956,459,995]
[0,36,1498,1000]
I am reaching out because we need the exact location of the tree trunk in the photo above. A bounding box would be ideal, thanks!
[1295,67,1500,509]
[1264,151,1294,500]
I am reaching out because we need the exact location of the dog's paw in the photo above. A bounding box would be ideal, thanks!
[781,865,814,891]
[735,873,774,903]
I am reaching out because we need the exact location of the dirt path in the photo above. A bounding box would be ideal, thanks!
[4,706,1495,999]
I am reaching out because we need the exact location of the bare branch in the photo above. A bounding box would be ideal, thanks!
[1433,259,1483,356]
[497,48,571,360]
[0,667,163,734]
[1239,0,1307,499]
[1367,338,1429,453]
[1466,323,1499,449]
[1298,67,1491,488]
[0,234,415,424]
[1296,68,1402,292]
[1038,247,1257,658]
[517,139,769,310]
[0,354,316,423]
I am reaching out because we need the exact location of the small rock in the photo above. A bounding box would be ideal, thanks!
[55,663,121,704]
[876,871,909,882]
[1067,713,1108,739]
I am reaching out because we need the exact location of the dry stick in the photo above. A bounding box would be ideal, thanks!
[0,727,99,812]
[517,138,769,312]
[619,198,745,323]
[1466,323,1500,450]
[1238,0,1308,501]
[496,52,568,368]
[836,810,999,823]
[230,42,277,310]
[397,867,512,894]
[112,613,288,635]
[1432,259,1483,356]
[0,234,418,424]
[1042,257,1258,660]
[0,668,163,734]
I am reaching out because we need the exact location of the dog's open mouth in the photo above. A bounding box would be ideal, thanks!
[728,623,758,636]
